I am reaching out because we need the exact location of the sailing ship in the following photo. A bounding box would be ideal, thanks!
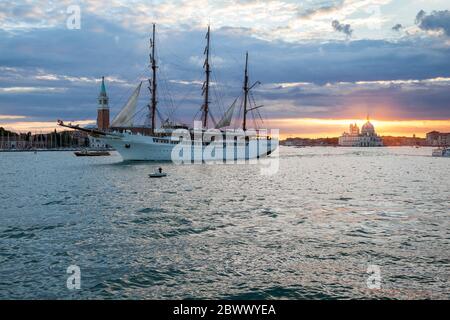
[58,25,278,161]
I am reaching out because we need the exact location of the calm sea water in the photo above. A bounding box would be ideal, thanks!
[0,147,449,299]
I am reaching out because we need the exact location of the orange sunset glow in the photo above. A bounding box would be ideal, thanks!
[0,119,95,133]
[268,118,450,140]
[2,117,450,140]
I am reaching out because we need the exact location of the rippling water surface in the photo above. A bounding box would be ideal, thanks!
[0,147,449,299]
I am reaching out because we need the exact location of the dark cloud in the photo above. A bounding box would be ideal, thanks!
[415,10,450,36]
[216,26,255,37]
[257,81,450,120]
[298,1,345,19]
[392,24,403,32]
[332,20,353,37]
[1,14,450,123]
[415,10,427,24]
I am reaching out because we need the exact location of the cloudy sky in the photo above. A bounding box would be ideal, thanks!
[1,0,450,137]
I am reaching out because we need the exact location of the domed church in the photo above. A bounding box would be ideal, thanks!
[339,116,384,147]
[361,121,376,136]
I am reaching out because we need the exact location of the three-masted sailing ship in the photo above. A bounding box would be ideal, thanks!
[58,25,278,161]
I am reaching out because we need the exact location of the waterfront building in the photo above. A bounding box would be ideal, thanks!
[0,136,27,150]
[338,117,384,147]
[281,137,338,146]
[0,130,89,150]
[382,136,426,146]
[426,131,450,146]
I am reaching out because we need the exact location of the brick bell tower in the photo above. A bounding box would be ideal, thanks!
[97,76,110,131]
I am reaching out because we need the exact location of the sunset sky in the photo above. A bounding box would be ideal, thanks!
[1,0,450,138]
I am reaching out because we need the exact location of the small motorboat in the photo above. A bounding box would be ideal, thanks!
[432,147,450,157]
[74,150,110,157]
[149,168,167,178]
[149,172,167,178]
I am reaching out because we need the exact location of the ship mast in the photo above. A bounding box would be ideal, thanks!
[242,53,262,131]
[149,23,157,134]
[243,52,249,131]
[202,26,211,129]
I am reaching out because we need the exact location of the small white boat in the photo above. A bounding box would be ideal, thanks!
[149,172,167,178]
[432,147,450,157]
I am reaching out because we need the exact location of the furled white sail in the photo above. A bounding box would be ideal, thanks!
[215,98,237,129]
[111,82,142,127]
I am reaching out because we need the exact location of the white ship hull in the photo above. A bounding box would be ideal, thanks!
[97,132,277,161]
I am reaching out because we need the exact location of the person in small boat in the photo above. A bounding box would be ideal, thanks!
[158,167,162,174]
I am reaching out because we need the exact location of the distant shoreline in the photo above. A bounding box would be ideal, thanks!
[0,148,112,153]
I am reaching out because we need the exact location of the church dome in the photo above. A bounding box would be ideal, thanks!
[361,121,375,135]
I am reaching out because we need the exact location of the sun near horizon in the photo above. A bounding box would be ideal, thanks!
[266,117,450,140]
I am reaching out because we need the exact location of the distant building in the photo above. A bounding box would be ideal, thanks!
[382,136,426,146]
[339,117,384,147]
[0,130,89,150]
[426,131,450,146]
[97,76,110,131]
[281,137,338,146]
[0,136,27,149]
